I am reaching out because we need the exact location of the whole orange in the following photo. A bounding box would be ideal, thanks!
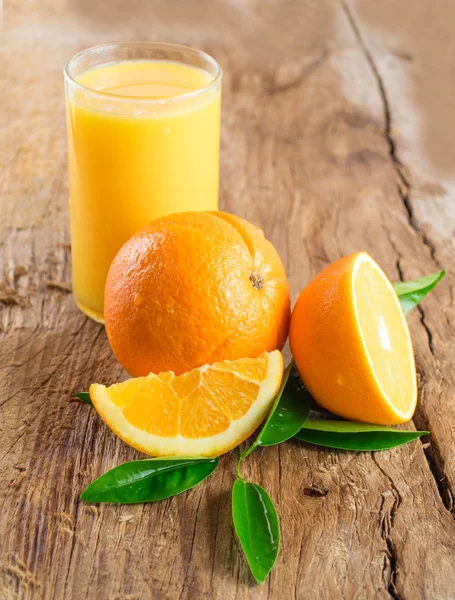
[104,211,290,377]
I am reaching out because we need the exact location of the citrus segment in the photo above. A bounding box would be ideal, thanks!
[216,355,269,383]
[89,350,284,457]
[123,377,179,437]
[290,253,417,425]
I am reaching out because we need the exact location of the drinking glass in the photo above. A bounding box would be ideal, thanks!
[64,42,222,322]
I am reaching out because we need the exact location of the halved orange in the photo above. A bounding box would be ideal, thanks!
[290,253,417,425]
[90,350,284,457]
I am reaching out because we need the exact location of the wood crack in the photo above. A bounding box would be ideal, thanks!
[63,409,93,597]
[342,0,455,526]
[417,305,435,355]
[177,491,203,600]
[266,49,330,96]
[0,430,27,464]
[209,471,224,590]
[379,207,404,281]
[371,456,402,526]
[372,455,402,599]
[412,407,455,518]
[341,0,443,272]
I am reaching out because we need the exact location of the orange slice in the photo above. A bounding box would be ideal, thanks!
[290,252,417,425]
[90,350,284,457]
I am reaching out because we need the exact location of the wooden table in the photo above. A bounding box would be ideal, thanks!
[2,1,455,598]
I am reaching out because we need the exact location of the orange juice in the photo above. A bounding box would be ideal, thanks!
[65,46,221,322]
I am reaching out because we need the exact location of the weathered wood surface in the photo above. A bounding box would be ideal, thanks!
[1,0,455,598]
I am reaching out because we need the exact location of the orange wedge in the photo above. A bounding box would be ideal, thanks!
[90,350,284,457]
[290,253,417,425]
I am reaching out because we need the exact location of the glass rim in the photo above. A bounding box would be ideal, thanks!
[64,41,222,104]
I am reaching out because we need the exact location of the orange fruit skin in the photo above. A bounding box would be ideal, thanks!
[104,211,290,377]
[289,254,414,425]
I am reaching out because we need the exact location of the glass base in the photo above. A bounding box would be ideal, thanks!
[74,295,105,324]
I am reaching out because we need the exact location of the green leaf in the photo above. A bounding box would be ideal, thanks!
[295,420,428,451]
[232,479,280,583]
[81,457,218,504]
[75,392,93,406]
[394,270,445,314]
[257,363,311,447]
[239,364,311,462]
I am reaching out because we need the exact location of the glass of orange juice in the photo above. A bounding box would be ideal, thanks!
[64,42,222,323]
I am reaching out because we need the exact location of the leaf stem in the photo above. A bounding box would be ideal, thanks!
[235,447,246,481]
[239,439,258,463]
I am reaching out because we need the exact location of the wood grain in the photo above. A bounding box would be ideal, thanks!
[1,1,455,598]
